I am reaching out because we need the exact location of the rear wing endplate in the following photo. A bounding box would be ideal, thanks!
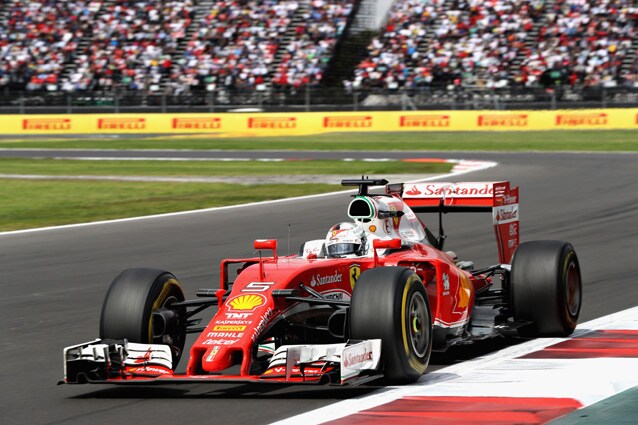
[399,182,519,264]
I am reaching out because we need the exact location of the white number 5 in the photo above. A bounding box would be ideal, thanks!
[243,282,275,292]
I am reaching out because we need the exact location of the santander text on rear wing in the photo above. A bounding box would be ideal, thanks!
[400,181,519,264]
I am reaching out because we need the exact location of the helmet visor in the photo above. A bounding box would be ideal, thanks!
[327,243,361,256]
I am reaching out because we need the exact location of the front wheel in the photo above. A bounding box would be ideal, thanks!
[350,267,432,384]
[100,268,186,367]
[511,240,582,337]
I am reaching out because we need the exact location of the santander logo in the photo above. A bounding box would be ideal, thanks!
[497,210,517,221]
[503,194,518,204]
[310,271,343,287]
[412,183,494,198]
[343,350,373,368]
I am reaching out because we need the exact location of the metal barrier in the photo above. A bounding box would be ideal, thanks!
[1,86,637,114]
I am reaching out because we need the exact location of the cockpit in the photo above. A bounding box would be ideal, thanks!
[299,193,429,259]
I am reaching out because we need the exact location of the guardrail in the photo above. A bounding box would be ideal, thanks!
[1,86,637,114]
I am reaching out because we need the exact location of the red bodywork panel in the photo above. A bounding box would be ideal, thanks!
[187,242,482,378]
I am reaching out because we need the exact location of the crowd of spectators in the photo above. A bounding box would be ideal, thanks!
[0,1,102,91]
[1,0,356,92]
[72,0,195,92]
[428,0,544,88]
[626,56,638,87]
[1,0,636,93]
[349,0,445,90]
[515,0,637,88]
[271,0,355,88]
[351,0,637,90]
[350,0,544,90]
[168,0,299,93]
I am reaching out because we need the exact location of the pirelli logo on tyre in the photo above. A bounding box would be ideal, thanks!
[98,117,146,130]
[248,117,296,129]
[399,115,450,128]
[23,118,71,131]
[172,117,221,130]
[478,114,528,127]
[323,116,373,128]
[555,113,608,127]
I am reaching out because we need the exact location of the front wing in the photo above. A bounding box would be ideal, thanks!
[61,339,382,386]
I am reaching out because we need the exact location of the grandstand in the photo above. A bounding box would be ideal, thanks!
[0,0,636,111]
[350,0,637,89]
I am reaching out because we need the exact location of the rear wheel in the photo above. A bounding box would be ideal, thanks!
[350,267,432,384]
[100,268,186,367]
[511,241,582,336]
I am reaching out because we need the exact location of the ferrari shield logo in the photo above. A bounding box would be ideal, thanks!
[349,265,361,290]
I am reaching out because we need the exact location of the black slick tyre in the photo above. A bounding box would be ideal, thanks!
[350,267,432,384]
[511,240,582,337]
[100,268,186,367]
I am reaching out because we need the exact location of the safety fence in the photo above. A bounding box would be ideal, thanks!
[1,86,637,115]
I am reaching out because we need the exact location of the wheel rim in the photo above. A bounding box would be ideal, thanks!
[153,295,184,360]
[408,291,429,358]
[565,261,581,317]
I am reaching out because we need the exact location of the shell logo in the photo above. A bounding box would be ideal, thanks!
[227,294,266,311]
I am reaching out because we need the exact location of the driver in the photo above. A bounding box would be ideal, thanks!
[325,222,367,258]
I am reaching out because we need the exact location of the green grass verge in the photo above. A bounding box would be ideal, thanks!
[0,158,453,176]
[0,180,340,231]
[4,129,632,231]
[0,130,636,151]
[0,159,452,231]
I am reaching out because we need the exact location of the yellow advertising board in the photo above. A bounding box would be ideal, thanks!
[1,109,636,137]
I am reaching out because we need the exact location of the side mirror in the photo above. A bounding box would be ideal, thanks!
[254,239,277,250]
[372,238,402,267]
[373,238,402,250]
[254,239,278,278]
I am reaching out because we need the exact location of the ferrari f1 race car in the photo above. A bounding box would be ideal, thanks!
[62,178,582,386]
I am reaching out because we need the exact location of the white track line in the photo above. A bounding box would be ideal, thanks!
[271,306,638,425]
[0,160,496,237]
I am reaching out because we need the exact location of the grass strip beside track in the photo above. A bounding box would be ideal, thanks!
[0,130,636,151]
[0,180,341,231]
[0,159,452,231]
[0,158,452,176]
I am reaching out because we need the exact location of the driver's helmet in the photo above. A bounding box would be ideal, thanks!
[325,222,366,257]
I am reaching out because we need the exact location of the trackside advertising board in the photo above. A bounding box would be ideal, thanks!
[2,109,637,136]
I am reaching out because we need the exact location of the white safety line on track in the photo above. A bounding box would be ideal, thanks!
[0,159,496,237]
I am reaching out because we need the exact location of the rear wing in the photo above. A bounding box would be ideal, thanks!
[399,182,519,264]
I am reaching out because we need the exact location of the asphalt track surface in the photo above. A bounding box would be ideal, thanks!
[2,151,637,425]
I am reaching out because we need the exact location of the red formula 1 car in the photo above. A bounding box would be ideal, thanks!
[62,178,582,386]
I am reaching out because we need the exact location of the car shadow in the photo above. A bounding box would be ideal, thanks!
[430,336,527,365]
[72,383,386,400]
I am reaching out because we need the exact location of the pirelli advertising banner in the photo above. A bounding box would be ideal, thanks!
[1,109,636,136]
